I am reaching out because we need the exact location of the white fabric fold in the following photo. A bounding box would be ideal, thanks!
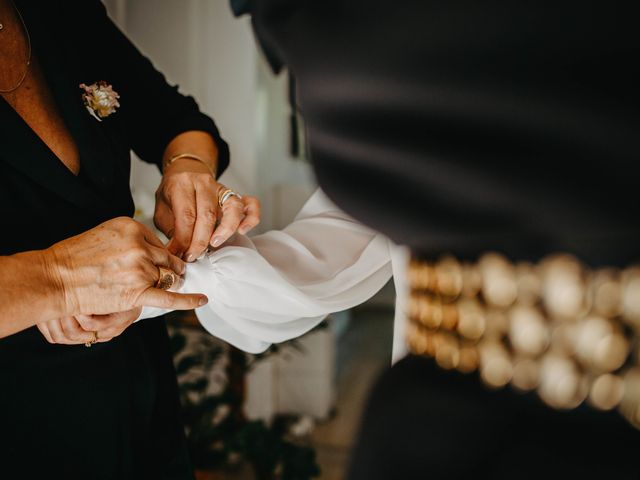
[139,190,396,354]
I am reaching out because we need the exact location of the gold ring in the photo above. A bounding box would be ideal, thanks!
[84,331,98,348]
[156,266,177,291]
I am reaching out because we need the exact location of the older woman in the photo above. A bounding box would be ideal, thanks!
[0,0,258,478]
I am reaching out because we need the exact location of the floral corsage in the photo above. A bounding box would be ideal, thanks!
[80,81,120,121]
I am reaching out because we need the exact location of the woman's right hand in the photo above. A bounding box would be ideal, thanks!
[45,217,208,316]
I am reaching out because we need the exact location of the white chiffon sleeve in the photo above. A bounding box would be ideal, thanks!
[139,190,393,353]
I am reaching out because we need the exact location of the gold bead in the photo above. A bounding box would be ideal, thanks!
[589,269,623,318]
[541,254,586,319]
[589,373,624,411]
[620,368,640,429]
[479,342,513,388]
[574,316,629,373]
[538,354,585,409]
[508,305,549,357]
[461,262,482,298]
[458,344,480,373]
[479,252,518,308]
[621,267,640,328]
[408,293,421,318]
[409,293,443,328]
[409,259,436,291]
[592,332,629,373]
[407,323,428,355]
[456,298,486,340]
[511,358,540,392]
[515,262,542,306]
[484,308,510,340]
[549,321,578,356]
[441,303,459,330]
[417,294,443,328]
[435,333,460,370]
[435,256,463,298]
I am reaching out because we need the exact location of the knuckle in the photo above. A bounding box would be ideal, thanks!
[79,319,97,331]
[112,216,129,225]
[228,195,243,206]
[200,175,216,187]
[192,233,210,246]
[115,216,137,230]
[177,208,197,226]
[169,172,194,185]
[158,294,175,309]
[152,211,164,225]
[170,234,188,248]
[62,327,79,340]
[129,245,148,259]
[201,209,217,223]
[119,271,136,286]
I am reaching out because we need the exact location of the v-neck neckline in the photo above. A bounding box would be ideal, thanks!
[0,0,116,212]
[1,0,85,178]
[0,60,83,179]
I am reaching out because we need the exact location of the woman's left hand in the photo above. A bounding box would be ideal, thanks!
[154,158,261,262]
[37,308,142,345]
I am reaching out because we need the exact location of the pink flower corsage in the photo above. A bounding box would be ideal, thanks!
[80,81,120,121]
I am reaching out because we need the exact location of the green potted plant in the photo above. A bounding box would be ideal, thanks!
[169,322,321,480]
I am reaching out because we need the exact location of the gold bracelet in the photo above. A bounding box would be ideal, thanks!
[163,153,215,176]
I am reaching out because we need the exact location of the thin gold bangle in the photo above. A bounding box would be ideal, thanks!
[163,153,215,177]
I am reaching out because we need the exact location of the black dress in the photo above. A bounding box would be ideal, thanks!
[248,0,639,266]
[0,1,229,478]
[243,1,640,478]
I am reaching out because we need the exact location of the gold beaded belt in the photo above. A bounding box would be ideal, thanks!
[406,253,640,428]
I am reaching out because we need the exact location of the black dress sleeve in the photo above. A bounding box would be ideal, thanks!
[74,0,230,176]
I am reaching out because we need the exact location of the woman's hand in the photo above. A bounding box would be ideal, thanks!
[37,308,141,345]
[154,158,261,261]
[47,217,207,316]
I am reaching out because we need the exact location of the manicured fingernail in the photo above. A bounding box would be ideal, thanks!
[212,236,223,248]
[198,296,208,307]
[186,254,196,262]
